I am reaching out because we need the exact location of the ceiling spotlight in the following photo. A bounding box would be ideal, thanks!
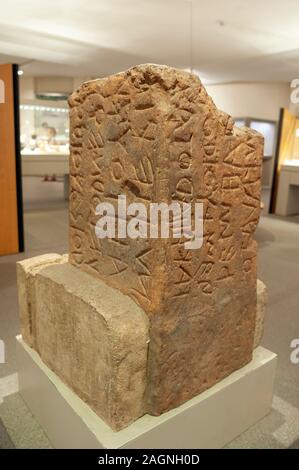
[18,69,24,76]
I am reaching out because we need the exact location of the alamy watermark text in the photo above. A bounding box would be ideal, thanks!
[95,195,203,249]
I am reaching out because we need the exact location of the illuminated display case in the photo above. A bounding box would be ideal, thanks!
[20,103,69,156]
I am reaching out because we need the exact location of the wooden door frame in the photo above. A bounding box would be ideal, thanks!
[0,64,24,254]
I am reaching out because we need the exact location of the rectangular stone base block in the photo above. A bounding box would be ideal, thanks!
[17,336,277,449]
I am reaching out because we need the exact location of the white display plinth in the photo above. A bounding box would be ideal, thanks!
[16,336,276,449]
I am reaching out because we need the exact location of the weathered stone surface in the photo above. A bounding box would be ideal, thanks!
[32,262,149,431]
[254,279,267,349]
[16,253,68,348]
[68,64,264,415]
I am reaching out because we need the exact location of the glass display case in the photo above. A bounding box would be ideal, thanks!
[20,103,69,156]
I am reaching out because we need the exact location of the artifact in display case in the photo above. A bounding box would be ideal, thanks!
[20,103,69,156]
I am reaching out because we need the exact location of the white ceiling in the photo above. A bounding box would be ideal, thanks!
[0,0,299,83]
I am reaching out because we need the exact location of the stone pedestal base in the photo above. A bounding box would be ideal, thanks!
[17,257,149,431]
[17,336,276,449]
[17,255,268,431]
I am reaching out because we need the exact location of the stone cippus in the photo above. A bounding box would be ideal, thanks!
[68,64,264,420]
[94,195,204,250]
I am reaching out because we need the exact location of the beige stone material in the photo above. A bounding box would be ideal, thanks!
[68,64,264,415]
[16,253,67,348]
[254,280,267,348]
[32,262,149,431]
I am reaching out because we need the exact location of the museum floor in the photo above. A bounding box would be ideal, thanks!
[0,178,298,449]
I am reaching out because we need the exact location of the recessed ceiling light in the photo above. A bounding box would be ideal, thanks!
[17,69,24,76]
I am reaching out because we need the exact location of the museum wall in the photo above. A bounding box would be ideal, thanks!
[19,76,35,100]
[206,82,291,122]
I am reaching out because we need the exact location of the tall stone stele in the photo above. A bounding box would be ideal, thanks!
[68,65,264,414]
[17,65,266,431]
